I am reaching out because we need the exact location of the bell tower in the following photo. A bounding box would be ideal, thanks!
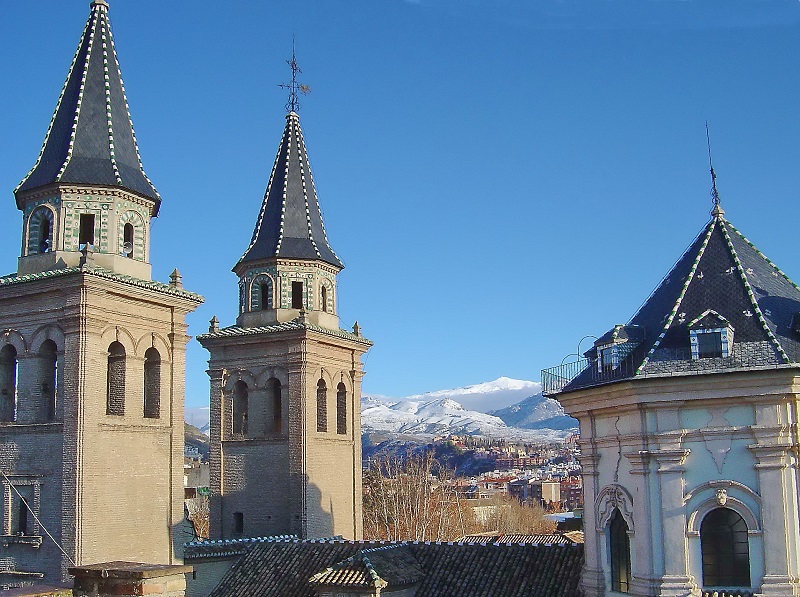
[0,1,202,586]
[199,61,371,541]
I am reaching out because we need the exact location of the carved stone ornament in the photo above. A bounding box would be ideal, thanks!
[715,488,728,506]
[596,483,635,532]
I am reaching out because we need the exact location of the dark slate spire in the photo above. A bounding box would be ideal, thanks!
[561,209,800,393]
[15,0,160,209]
[237,112,343,269]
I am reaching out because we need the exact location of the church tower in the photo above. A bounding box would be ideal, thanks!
[1,1,202,586]
[199,67,371,541]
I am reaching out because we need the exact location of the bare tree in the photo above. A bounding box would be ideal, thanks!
[363,451,469,541]
[473,493,556,535]
[186,495,209,540]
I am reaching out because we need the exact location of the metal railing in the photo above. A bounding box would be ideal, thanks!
[541,355,639,396]
[701,591,754,597]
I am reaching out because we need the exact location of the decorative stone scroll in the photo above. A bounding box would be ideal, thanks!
[596,483,635,532]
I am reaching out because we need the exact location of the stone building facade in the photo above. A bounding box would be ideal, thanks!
[543,200,800,596]
[198,106,371,541]
[0,1,202,586]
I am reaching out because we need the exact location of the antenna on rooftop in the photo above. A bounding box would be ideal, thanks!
[706,121,721,208]
[279,36,310,113]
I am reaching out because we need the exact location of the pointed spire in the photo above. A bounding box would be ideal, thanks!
[706,122,723,218]
[236,110,343,269]
[15,0,160,209]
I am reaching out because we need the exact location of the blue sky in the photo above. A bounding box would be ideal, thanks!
[2,1,800,408]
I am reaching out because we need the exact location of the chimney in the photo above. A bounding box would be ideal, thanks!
[70,562,192,597]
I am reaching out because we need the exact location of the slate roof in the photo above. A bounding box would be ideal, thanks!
[559,206,800,393]
[15,0,160,208]
[236,112,343,270]
[209,538,583,597]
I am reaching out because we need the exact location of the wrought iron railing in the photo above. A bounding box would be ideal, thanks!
[541,355,639,396]
[701,591,754,597]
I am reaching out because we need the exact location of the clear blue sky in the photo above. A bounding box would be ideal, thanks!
[2,1,800,408]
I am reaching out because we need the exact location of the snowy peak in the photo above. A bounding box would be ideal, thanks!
[389,377,543,413]
[361,378,574,441]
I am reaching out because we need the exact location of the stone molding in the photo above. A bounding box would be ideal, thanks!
[595,483,635,532]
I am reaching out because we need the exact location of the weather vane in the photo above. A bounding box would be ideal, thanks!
[278,37,310,113]
[706,121,720,207]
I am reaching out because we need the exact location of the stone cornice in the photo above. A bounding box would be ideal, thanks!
[16,183,157,215]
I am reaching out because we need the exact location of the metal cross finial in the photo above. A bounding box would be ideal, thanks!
[279,37,310,113]
[706,121,720,207]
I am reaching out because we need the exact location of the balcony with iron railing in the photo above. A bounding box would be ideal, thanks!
[541,355,639,396]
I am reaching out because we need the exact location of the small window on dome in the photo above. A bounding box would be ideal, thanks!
[697,331,723,358]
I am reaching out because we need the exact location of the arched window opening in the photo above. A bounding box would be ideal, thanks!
[268,378,282,433]
[106,342,126,415]
[0,345,18,423]
[122,223,134,259]
[39,217,52,254]
[144,347,161,419]
[609,508,631,593]
[321,286,328,313]
[316,379,327,432]
[233,381,248,435]
[40,340,58,422]
[260,282,272,310]
[336,383,347,435]
[701,507,751,589]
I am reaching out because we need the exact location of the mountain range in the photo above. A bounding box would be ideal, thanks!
[361,377,578,442]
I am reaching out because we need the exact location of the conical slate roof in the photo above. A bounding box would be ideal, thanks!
[560,207,800,393]
[15,0,160,209]
[237,112,343,269]
[630,209,800,369]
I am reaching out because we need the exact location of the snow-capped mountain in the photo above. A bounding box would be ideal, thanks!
[361,378,574,441]
[489,394,578,431]
[383,377,542,413]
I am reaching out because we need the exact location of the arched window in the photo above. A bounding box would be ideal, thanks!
[251,275,273,311]
[316,379,327,432]
[0,345,18,423]
[233,381,248,435]
[123,223,134,259]
[39,217,52,254]
[267,378,282,433]
[39,340,58,422]
[106,342,126,415]
[143,347,161,418]
[609,508,631,593]
[321,286,328,313]
[29,207,54,255]
[336,383,347,435]
[701,507,751,589]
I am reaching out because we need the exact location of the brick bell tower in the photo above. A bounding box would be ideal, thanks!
[0,1,202,586]
[199,57,371,541]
